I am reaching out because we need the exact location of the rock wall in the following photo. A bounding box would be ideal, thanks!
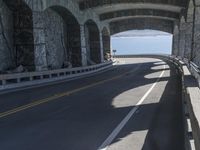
[43,9,66,69]
[0,1,14,72]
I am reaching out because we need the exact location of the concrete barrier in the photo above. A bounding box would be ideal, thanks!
[0,61,113,92]
[114,55,200,150]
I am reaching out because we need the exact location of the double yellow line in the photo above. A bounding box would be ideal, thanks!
[0,65,141,119]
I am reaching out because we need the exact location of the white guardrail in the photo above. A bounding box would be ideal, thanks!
[0,61,113,91]
[113,54,200,150]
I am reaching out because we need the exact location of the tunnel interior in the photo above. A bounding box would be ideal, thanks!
[44,6,82,69]
[85,20,101,64]
[1,0,34,71]
[102,27,111,60]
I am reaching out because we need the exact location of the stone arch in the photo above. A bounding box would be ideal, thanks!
[84,20,101,64]
[110,18,174,35]
[41,0,81,24]
[102,27,111,60]
[1,0,35,71]
[43,5,82,69]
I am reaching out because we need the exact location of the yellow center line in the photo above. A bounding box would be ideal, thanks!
[0,64,141,119]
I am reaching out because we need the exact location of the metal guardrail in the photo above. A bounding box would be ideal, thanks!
[0,61,113,90]
[190,61,200,74]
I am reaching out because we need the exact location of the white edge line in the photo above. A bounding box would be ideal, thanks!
[98,63,166,150]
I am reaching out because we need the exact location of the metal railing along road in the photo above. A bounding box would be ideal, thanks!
[0,61,113,91]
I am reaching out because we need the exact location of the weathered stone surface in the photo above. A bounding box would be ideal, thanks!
[178,17,186,57]
[0,1,14,71]
[192,6,200,66]
[79,0,187,10]
[102,27,111,60]
[32,11,47,71]
[80,25,87,66]
[100,9,180,22]
[110,18,174,35]
[43,9,66,69]
[0,0,198,72]
[184,22,193,59]
[34,44,47,71]
[85,20,101,64]
[172,25,179,56]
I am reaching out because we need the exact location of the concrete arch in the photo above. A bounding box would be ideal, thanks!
[18,0,110,40]
[24,0,82,25]
[79,0,185,10]
[84,19,101,64]
[81,9,107,32]
[100,9,180,22]
[110,18,174,35]
[43,5,82,69]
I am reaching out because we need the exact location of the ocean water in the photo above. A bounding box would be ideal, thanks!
[111,35,172,55]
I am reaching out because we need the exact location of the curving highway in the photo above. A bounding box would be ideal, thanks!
[0,57,184,150]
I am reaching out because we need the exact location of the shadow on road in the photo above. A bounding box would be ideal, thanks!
[0,58,185,150]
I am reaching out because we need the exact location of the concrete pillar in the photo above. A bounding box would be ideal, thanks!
[178,17,186,57]
[99,32,104,62]
[80,25,87,66]
[192,6,200,65]
[184,0,194,60]
[184,22,193,59]
[32,11,48,71]
[172,25,179,56]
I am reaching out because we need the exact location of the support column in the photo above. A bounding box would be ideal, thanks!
[184,22,193,59]
[192,6,200,65]
[184,0,194,60]
[99,32,104,63]
[80,25,87,66]
[178,17,186,57]
[172,25,179,56]
[32,11,48,71]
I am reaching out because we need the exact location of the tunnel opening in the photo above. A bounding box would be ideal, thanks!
[111,30,172,55]
[44,6,82,70]
[85,20,101,64]
[102,27,111,60]
[1,0,34,72]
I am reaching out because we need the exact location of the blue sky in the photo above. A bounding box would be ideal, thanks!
[111,30,173,55]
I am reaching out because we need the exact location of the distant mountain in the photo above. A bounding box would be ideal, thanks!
[112,30,171,37]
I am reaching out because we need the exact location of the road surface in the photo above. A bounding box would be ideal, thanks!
[0,57,184,150]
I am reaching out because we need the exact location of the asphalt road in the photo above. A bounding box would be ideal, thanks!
[0,58,184,150]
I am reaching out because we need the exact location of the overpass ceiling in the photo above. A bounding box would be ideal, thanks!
[100,9,180,22]
[77,0,188,32]
[110,18,174,35]
[78,0,186,12]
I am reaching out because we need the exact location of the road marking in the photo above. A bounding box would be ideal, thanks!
[0,64,142,119]
[98,64,166,150]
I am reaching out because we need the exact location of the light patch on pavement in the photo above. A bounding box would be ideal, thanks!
[107,130,148,150]
[112,85,153,108]
[144,63,168,79]
[98,64,166,150]
[115,58,161,66]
